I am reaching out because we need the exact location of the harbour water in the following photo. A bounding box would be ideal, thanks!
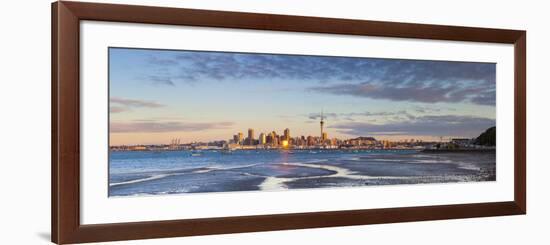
[109,150,496,197]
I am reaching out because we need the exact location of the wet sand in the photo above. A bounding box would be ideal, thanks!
[109,150,496,196]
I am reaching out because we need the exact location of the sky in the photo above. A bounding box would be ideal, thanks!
[109,47,496,145]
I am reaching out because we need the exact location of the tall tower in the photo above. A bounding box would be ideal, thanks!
[271,131,278,146]
[320,109,325,139]
[237,132,243,144]
[259,133,266,145]
[248,128,255,145]
[284,128,290,141]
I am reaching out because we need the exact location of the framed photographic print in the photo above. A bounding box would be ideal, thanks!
[52,1,526,244]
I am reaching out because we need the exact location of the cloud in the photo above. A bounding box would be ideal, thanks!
[146,75,176,86]
[111,97,164,108]
[307,112,339,120]
[109,106,127,113]
[110,97,165,113]
[310,80,495,106]
[307,110,416,121]
[411,106,441,113]
[148,55,178,66]
[330,115,495,137]
[110,121,234,133]
[133,49,495,107]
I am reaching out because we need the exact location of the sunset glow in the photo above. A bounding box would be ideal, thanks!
[109,48,495,146]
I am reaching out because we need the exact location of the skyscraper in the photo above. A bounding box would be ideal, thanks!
[284,128,290,141]
[237,132,243,145]
[247,128,255,145]
[270,131,278,146]
[307,136,315,146]
[259,133,266,145]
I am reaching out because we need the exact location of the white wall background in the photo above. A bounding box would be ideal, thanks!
[0,0,547,244]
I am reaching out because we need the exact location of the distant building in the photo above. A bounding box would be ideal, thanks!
[259,133,266,145]
[293,136,304,146]
[382,140,392,149]
[266,134,273,144]
[451,138,471,146]
[247,128,255,145]
[237,132,244,145]
[129,145,147,151]
[270,131,278,146]
[348,137,377,146]
[284,128,291,141]
[307,136,315,146]
[322,132,328,141]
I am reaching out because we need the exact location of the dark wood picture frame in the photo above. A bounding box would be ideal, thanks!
[52,1,526,244]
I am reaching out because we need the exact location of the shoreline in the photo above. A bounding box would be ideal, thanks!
[421,148,495,153]
[110,148,425,152]
[110,148,496,153]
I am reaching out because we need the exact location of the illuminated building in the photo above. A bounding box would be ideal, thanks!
[259,133,266,145]
[322,132,328,141]
[281,140,289,148]
[129,145,147,151]
[270,131,278,146]
[237,132,243,144]
[284,128,290,141]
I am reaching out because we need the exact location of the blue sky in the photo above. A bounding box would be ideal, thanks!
[109,47,496,145]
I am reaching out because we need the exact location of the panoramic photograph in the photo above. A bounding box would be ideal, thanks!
[108,47,496,197]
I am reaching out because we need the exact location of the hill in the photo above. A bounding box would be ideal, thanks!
[474,126,496,146]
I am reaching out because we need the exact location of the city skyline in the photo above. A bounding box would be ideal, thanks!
[110,124,490,149]
[109,48,496,145]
